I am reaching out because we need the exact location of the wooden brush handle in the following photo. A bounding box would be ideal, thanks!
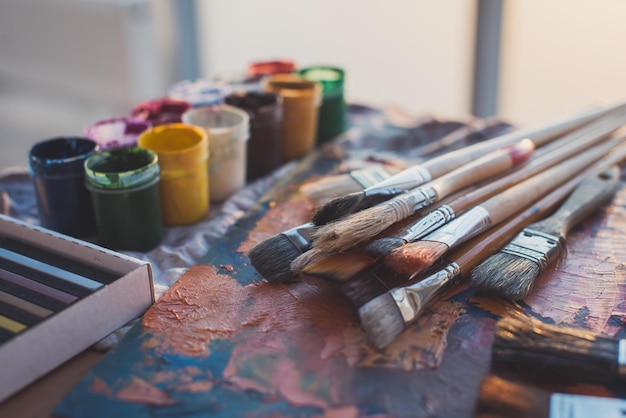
[431,139,534,198]
[420,102,625,178]
[482,139,619,225]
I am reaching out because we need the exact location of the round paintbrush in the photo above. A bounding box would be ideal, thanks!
[471,166,621,301]
[364,109,626,259]
[311,102,626,225]
[380,137,621,277]
[492,311,626,384]
[291,139,535,274]
[357,165,622,350]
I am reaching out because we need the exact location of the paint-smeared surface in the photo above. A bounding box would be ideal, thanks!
[53,116,626,417]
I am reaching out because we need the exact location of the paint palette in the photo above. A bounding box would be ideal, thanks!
[0,214,154,402]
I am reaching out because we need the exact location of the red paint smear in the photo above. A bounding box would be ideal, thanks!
[90,376,114,398]
[117,377,176,406]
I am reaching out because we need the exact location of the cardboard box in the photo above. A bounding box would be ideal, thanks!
[0,214,154,402]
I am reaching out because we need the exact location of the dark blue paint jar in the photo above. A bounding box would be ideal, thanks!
[28,136,98,238]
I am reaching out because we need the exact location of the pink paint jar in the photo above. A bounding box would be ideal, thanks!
[130,98,191,126]
[84,117,151,150]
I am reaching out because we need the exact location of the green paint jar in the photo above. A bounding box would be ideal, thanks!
[84,147,163,251]
[299,66,347,144]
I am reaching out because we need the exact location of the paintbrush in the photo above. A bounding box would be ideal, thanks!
[291,139,535,273]
[357,166,621,349]
[470,170,620,302]
[491,309,626,384]
[363,110,626,261]
[379,137,621,277]
[247,222,318,283]
[311,102,625,225]
[474,373,626,418]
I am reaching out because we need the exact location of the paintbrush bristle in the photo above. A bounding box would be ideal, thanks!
[470,253,541,301]
[312,191,366,225]
[363,237,406,259]
[492,313,621,383]
[248,235,303,282]
[312,205,401,254]
[290,247,328,275]
[302,253,376,281]
[474,374,550,418]
[358,292,406,349]
[300,176,364,205]
[385,240,449,275]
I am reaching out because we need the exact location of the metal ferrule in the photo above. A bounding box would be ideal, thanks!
[399,205,456,242]
[385,187,438,221]
[283,222,318,252]
[363,165,432,194]
[617,339,626,376]
[390,262,461,324]
[425,206,491,247]
[499,228,563,273]
[349,166,393,189]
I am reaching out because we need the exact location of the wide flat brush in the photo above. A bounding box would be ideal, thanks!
[357,167,621,349]
[470,167,620,301]
[247,222,318,282]
[492,310,626,384]
[364,109,626,259]
[311,102,625,225]
[380,137,621,277]
[474,374,626,418]
[292,139,535,273]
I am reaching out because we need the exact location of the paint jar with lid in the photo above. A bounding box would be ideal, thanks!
[182,105,250,202]
[168,79,228,108]
[28,136,98,238]
[84,147,163,251]
[130,98,191,126]
[299,66,347,144]
[138,123,209,225]
[84,117,151,150]
[246,59,296,81]
[263,74,322,162]
[224,91,283,181]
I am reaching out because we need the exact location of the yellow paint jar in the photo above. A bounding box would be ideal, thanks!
[138,123,209,226]
[263,74,322,162]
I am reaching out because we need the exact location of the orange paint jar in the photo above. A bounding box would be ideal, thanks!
[138,123,209,226]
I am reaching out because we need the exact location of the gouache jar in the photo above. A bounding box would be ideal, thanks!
[130,98,191,126]
[84,117,151,150]
[28,136,98,238]
[224,91,282,181]
[138,123,209,225]
[84,147,163,251]
[263,74,322,162]
[299,66,347,144]
[182,105,250,202]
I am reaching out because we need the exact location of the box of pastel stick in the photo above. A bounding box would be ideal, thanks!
[0,214,154,402]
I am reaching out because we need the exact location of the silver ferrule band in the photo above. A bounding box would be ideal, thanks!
[385,187,438,222]
[425,206,491,247]
[500,228,563,273]
[401,205,456,242]
[283,222,318,252]
[349,166,393,189]
[618,339,626,376]
[390,262,461,324]
[364,165,432,193]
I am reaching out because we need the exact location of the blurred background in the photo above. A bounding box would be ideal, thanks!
[2,0,626,170]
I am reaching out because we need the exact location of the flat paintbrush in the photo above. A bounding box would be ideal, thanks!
[492,309,626,384]
[364,110,626,260]
[247,222,318,283]
[471,168,621,302]
[291,139,535,273]
[474,374,626,418]
[380,137,621,277]
[311,102,625,225]
[357,167,620,349]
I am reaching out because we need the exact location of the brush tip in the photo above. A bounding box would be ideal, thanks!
[311,192,364,225]
[358,292,405,349]
[248,235,304,282]
[364,237,405,259]
[302,253,376,281]
[385,241,449,275]
[470,253,540,301]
